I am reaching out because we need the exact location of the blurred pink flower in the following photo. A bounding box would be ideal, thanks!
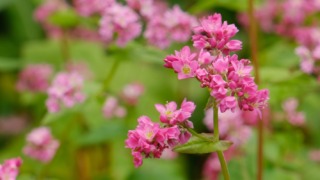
[0,157,22,180]
[74,0,115,17]
[99,3,141,47]
[0,116,27,136]
[144,6,196,49]
[121,82,144,106]
[282,98,305,126]
[23,127,59,163]
[309,149,320,162]
[46,72,86,113]
[16,64,53,92]
[102,96,127,119]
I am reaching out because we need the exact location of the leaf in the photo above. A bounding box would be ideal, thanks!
[48,9,79,28]
[74,122,126,147]
[0,57,21,71]
[173,136,232,154]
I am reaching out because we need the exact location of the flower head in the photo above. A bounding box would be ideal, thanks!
[0,157,22,180]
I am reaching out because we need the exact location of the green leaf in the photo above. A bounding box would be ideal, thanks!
[49,9,79,28]
[74,122,126,147]
[173,136,232,154]
[0,57,21,71]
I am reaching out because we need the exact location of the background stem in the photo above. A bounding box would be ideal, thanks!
[101,60,120,93]
[248,0,264,179]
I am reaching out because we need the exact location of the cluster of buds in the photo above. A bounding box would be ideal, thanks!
[0,157,22,180]
[164,13,269,115]
[16,64,53,93]
[46,72,86,113]
[125,99,195,167]
[23,127,60,163]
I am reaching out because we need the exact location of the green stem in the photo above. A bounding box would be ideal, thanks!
[185,127,211,142]
[217,151,231,180]
[101,60,120,93]
[213,100,219,141]
[213,101,230,180]
[60,29,70,63]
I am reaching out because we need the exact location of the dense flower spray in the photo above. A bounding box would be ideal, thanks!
[0,157,22,180]
[23,127,60,163]
[165,13,269,115]
[125,99,195,167]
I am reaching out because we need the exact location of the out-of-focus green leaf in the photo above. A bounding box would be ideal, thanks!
[189,0,248,13]
[74,122,126,147]
[49,9,80,28]
[0,0,19,11]
[264,169,300,180]
[0,57,21,71]
[260,67,300,83]
[173,136,232,154]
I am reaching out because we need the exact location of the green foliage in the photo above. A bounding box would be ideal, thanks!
[174,136,232,154]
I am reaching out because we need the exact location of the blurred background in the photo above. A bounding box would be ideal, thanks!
[1,0,320,179]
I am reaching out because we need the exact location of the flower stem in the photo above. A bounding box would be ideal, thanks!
[213,100,219,142]
[185,127,211,142]
[101,60,120,93]
[60,29,70,63]
[248,0,264,179]
[217,151,231,180]
[212,101,230,180]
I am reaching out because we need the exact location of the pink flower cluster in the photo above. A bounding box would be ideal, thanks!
[16,64,53,93]
[164,14,269,115]
[99,3,142,47]
[202,107,252,179]
[102,96,127,119]
[296,42,320,79]
[192,13,241,54]
[125,99,195,167]
[46,72,86,113]
[282,98,305,126]
[0,157,22,180]
[23,127,59,163]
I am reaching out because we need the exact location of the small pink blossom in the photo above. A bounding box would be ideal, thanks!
[23,127,59,163]
[121,82,144,106]
[102,96,127,119]
[282,98,305,126]
[16,64,53,92]
[0,157,22,180]
[46,72,86,113]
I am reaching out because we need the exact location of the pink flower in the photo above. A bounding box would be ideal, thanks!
[46,72,86,113]
[102,96,127,119]
[144,6,196,49]
[282,98,305,126]
[16,64,53,92]
[74,0,115,17]
[160,148,178,159]
[99,3,141,47]
[121,82,144,106]
[155,99,196,126]
[219,96,237,113]
[125,116,181,167]
[0,157,22,180]
[23,127,59,163]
